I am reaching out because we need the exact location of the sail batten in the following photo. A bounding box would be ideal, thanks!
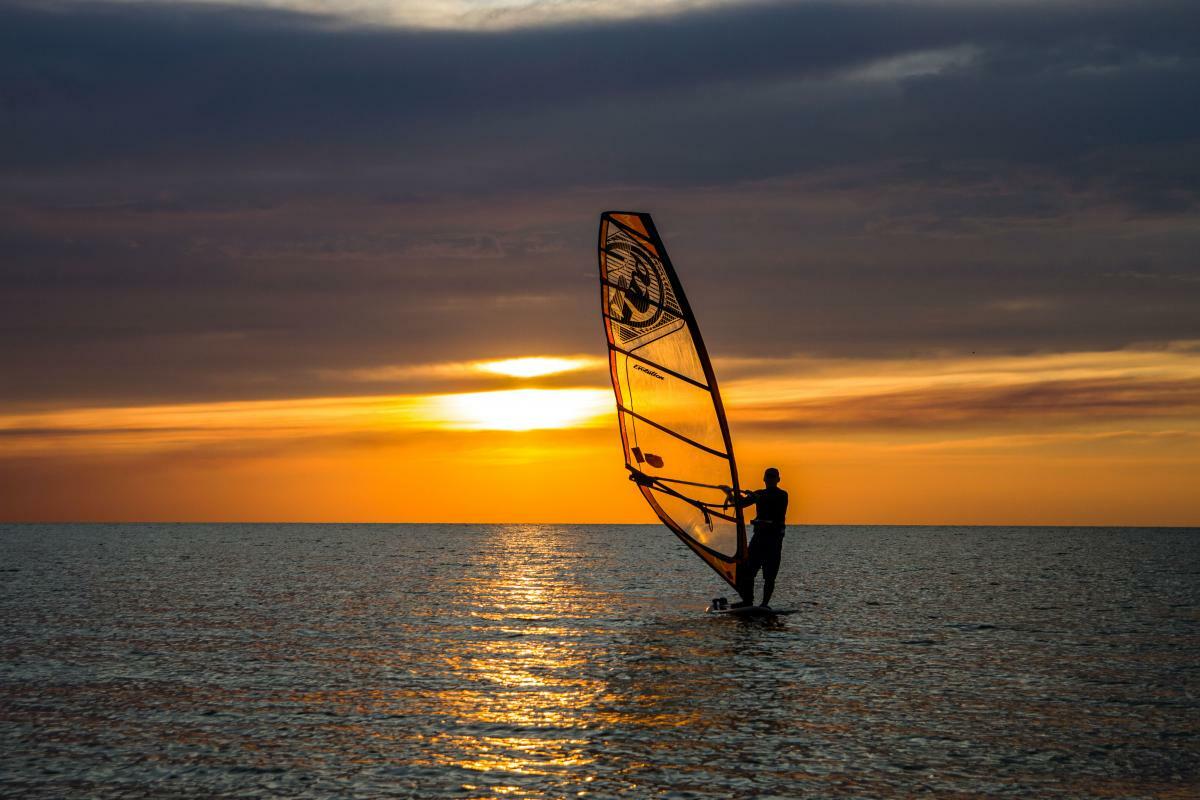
[606,343,711,390]
[597,210,748,590]
[617,406,730,459]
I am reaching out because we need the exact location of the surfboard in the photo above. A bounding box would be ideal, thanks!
[706,604,798,616]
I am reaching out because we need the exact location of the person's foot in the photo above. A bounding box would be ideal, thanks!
[730,600,753,609]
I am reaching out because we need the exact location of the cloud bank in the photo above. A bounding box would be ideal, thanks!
[1,0,1198,407]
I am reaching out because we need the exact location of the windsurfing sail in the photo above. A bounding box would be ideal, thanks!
[597,211,747,589]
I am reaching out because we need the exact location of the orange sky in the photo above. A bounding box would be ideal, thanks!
[3,345,1198,525]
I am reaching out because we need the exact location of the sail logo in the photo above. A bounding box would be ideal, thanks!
[633,363,665,380]
[610,249,664,328]
[605,232,682,345]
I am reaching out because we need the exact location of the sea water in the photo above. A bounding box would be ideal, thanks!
[1,524,1197,798]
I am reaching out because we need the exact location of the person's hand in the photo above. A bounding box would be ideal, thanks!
[630,471,656,487]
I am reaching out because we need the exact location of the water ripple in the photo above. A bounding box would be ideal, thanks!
[2,523,1198,797]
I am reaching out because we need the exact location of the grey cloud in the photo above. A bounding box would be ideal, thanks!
[5,0,1198,203]
[2,0,1198,176]
[737,376,1200,431]
[1,0,1198,406]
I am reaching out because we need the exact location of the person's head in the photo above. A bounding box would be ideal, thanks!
[763,467,780,487]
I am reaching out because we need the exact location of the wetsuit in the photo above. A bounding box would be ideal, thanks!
[733,486,789,606]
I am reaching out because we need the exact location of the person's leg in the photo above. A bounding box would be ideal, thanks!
[760,536,783,607]
[735,535,763,606]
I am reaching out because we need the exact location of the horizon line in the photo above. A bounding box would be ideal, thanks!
[2,520,1197,530]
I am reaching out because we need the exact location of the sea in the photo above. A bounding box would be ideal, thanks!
[1,524,1197,799]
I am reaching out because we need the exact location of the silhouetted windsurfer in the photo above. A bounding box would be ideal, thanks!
[726,468,788,608]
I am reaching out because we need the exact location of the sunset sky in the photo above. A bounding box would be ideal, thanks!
[2,0,1198,524]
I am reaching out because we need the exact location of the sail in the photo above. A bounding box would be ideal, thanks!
[597,211,747,589]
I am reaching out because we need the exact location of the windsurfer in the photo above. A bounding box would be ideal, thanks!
[725,468,789,608]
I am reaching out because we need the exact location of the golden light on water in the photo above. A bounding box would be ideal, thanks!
[419,526,607,787]
[473,356,603,378]
[435,388,611,431]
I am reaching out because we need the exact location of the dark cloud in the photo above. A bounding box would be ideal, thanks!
[3,0,1199,182]
[1,0,1199,405]
[739,376,1200,431]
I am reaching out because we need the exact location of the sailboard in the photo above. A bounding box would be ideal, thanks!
[707,605,799,617]
[597,211,747,591]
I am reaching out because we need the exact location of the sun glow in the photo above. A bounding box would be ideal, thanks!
[436,388,611,431]
[474,356,603,379]
[3,346,1199,524]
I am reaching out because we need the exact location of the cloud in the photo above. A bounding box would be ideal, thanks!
[3,338,1198,523]
[738,377,1200,430]
[4,0,1199,182]
[1,0,1198,407]
[179,0,752,30]
[319,354,606,390]
[4,345,1198,460]
[726,344,1200,430]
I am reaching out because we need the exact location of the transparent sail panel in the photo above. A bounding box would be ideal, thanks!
[599,211,747,585]
[618,408,739,556]
[616,361,725,454]
[649,490,739,559]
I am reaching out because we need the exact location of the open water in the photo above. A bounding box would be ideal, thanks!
[1,523,1198,798]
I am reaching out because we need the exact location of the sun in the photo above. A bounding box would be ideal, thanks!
[436,388,611,431]
[473,356,602,379]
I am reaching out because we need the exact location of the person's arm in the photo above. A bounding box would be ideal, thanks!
[732,488,758,509]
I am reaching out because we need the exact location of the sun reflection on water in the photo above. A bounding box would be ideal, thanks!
[421,525,608,786]
[7,525,1189,797]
